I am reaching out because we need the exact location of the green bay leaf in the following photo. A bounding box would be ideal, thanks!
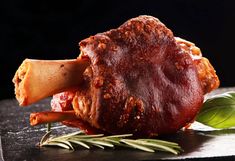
[196,92,235,129]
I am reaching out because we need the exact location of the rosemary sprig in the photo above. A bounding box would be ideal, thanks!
[39,131,182,154]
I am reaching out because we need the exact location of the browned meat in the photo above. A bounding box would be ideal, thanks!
[175,37,219,94]
[64,15,218,136]
[14,15,219,137]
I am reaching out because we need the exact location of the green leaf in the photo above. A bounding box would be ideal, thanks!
[84,140,114,148]
[68,140,90,149]
[92,144,105,149]
[196,91,235,129]
[73,134,104,138]
[134,140,179,154]
[53,131,84,140]
[138,139,179,146]
[39,131,52,145]
[103,134,133,138]
[121,139,155,152]
[45,142,71,149]
[61,141,75,150]
[138,139,182,151]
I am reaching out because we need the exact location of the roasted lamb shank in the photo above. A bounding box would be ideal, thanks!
[13,15,219,136]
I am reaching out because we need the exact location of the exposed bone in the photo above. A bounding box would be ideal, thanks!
[30,111,77,126]
[13,58,90,106]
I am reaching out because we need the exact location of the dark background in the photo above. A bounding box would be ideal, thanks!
[1,0,235,100]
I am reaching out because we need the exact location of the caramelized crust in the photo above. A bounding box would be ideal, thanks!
[72,15,206,136]
[175,37,220,94]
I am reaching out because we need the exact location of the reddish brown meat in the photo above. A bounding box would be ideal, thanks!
[49,16,219,136]
[66,15,205,136]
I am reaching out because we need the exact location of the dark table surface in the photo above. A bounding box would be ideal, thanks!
[1,87,235,161]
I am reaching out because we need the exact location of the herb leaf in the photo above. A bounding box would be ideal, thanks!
[196,91,235,129]
[40,131,182,154]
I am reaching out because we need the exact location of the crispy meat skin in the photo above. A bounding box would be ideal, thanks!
[175,37,219,94]
[69,15,205,136]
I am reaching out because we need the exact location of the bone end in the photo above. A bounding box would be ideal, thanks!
[12,59,30,106]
